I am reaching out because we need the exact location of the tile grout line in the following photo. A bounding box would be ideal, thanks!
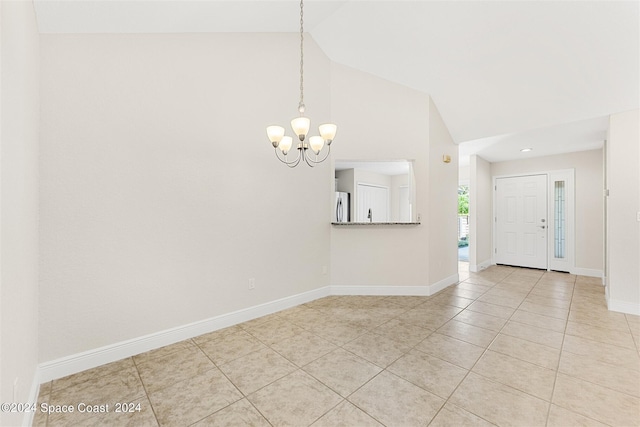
[189,339,274,427]
[296,295,443,426]
[544,274,576,427]
[431,268,571,425]
[425,266,520,425]
[291,296,417,426]
[544,277,639,425]
[623,313,640,354]
[131,353,163,427]
[301,296,411,426]
[192,296,410,426]
[421,266,527,425]
[39,266,633,427]
[543,278,635,426]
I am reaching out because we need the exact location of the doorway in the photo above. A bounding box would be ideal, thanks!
[494,170,575,272]
[458,185,470,262]
[495,174,548,269]
[356,183,389,222]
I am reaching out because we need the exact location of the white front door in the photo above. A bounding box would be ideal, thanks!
[495,175,547,269]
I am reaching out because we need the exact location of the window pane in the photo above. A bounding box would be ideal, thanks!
[554,181,565,259]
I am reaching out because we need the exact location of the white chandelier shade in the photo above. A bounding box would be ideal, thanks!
[291,117,310,140]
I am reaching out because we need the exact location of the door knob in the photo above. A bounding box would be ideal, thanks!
[539,225,546,229]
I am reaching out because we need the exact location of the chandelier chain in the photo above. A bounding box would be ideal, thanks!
[299,0,304,112]
[265,0,336,168]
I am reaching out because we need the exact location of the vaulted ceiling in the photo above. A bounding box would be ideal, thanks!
[33,1,639,164]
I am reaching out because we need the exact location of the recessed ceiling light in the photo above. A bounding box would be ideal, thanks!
[520,148,533,152]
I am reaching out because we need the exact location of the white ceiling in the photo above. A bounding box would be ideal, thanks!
[458,115,611,166]
[33,1,639,165]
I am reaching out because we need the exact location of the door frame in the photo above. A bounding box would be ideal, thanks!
[492,169,575,272]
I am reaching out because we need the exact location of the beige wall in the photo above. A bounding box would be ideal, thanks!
[329,65,457,289]
[491,149,604,273]
[329,63,457,288]
[1,1,40,424]
[458,164,470,184]
[6,2,636,400]
[606,109,640,314]
[39,33,333,362]
[39,33,459,366]
[428,97,459,284]
[469,155,493,270]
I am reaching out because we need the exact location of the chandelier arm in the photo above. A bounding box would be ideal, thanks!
[304,145,331,164]
[286,157,302,168]
[288,152,303,168]
[275,147,302,167]
[302,151,316,168]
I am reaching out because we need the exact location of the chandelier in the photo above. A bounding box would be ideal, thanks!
[266,0,337,168]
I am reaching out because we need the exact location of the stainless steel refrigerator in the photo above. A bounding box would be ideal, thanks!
[334,192,350,223]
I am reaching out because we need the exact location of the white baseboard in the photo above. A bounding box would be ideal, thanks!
[330,274,458,297]
[608,298,640,316]
[330,284,430,296]
[470,259,492,273]
[37,273,462,387]
[38,286,330,383]
[429,273,459,294]
[571,267,604,280]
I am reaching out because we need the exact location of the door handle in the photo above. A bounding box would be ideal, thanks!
[539,225,546,229]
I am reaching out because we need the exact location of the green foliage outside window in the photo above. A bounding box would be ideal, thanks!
[458,185,469,215]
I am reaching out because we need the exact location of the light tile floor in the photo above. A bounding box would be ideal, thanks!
[34,264,640,426]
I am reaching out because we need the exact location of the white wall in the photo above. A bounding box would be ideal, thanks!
[491,149,604,273]
[0,1,40,425]
[469,155,493,271]
[428,97,459,284]
[329,64,430,288]
[39,33,459,369]
[458,164,470,185]
[606,109,640,315]
[39,33,332,362]
[330,63,458,290]
[390,173,409,222]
